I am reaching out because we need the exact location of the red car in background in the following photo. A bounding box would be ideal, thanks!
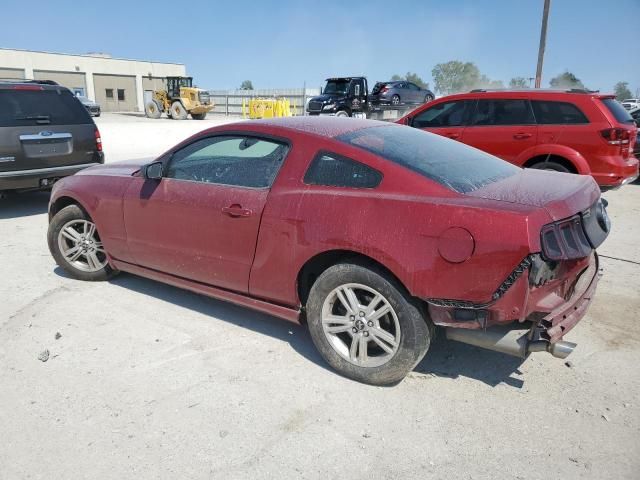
[47,117,609,385]
[398,89,639,189]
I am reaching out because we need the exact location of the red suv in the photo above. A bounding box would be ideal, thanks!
[399,89,639,189]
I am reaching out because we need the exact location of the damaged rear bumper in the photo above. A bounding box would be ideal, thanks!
[433,252,600,358]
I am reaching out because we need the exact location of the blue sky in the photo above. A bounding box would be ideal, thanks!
[1,0,638,94]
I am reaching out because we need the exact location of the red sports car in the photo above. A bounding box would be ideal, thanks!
[47,117,609,385]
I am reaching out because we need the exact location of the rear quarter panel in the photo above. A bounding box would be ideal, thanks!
[248,134,548,308]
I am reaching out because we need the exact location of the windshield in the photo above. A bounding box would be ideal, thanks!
[335,125,519,193]
[323,80,350,95]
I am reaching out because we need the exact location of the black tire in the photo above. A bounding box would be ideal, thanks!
[391,94,401,106]
[335,110,350,118]
[191,112,207,120]
[95,113,101,117]
[306,262,432,385]
[145,100,162,119]
[47,205,117,282]
[529,160,571,173]
[170,101,188,120]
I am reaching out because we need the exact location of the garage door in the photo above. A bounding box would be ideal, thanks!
[0,68,25,80]
[34,70,87,96]
[93,74,137,112]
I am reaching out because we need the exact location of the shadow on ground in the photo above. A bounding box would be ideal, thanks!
[0,191,50,219]
[59,269,525,388]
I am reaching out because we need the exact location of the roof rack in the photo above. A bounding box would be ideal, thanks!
[469,88,600,94]
[0,78,60,85]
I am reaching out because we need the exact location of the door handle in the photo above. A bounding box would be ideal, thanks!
[513,133,532,139]
[446,133,460,139]
[222,205,252,217]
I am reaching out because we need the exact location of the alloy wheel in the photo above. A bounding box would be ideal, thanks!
[57,219,108,272]
[321,283,401,367]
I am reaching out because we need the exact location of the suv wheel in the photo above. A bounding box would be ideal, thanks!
[47,205,117,281]
[306,262,432,385]
[391,94,401,106]
[529,160,571,173]
[335,110,349,118]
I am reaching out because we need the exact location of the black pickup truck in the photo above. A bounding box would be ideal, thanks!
[306,76,429,119]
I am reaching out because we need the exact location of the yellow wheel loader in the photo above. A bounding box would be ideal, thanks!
[144,76,214,120]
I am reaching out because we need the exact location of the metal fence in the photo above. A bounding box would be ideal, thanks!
[207,87,321,116]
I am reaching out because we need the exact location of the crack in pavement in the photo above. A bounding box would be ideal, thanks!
[599,254,640,266]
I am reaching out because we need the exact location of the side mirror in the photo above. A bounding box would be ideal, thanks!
[143,161,164,180]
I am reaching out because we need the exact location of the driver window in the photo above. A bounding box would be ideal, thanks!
[412,100,471,128]
[166,136,289,188]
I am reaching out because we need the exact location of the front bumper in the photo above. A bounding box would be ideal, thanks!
[0,161,102,191]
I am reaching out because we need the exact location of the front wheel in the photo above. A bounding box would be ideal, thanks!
[306,262,432,385]
[191,112,207,120]
[335,110,350,118]
[170,101,188,120]
[47,205,117,281]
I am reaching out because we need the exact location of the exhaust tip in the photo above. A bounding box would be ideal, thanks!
[548,341,576,359]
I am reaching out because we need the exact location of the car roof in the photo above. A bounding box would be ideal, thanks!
[432,88,615,102]
[243,116,393,138]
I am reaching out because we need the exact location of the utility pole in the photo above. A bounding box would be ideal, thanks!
[535,0,551,88]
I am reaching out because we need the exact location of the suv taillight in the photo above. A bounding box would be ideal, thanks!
[95,128,102,152]
[381,86,389,93]
[600,128,630,145]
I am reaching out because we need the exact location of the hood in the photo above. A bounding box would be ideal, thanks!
[466,169,600,221]
[310,93,346,103]
[76,158,152,177]
[79,99,99,107]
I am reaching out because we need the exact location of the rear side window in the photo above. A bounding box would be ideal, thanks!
[304,152,382,188]
[0,88,92,127]
[336,125,519,194]
[412,100,472,128]
[470,99,535,126]
[531,101,589,124]
[600,98,635,124]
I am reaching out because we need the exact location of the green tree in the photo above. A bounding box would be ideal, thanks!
[240,80,254,90]
[390,74,403,81]
[509,77,529,88]
[431,61,480,95]
[549,71,585,89]
[613,81,632,100]
[476,75,504,90]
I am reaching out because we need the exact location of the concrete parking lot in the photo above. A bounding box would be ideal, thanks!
[1,114,639,479]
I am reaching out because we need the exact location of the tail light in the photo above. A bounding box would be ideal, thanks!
[381,86,389,94]
[95,127,102,152]
[541,215,592,261]
[600,128,630,145]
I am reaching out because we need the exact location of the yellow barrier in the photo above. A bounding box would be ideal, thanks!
[243,97,293,119]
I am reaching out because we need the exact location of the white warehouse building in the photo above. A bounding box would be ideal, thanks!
[0,48,186,112]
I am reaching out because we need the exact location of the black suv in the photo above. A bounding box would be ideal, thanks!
[0,80,104,193]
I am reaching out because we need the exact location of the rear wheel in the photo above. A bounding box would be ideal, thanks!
[391,94,401,106]
[191,112,207,120]
[306,262,432,385]
[424,93,434,103]
[529,160,571,173]
[145,100,162,119]
[170,101,188,120]
[47,205,117,282]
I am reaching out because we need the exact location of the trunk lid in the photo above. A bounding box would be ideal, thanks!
[466,169,600,221]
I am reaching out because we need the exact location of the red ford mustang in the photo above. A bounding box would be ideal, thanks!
[47,117,609,385]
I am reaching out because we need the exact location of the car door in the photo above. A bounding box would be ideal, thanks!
[406,83,421,103]
[409,99,474,141]
[122,134,290,293]
[461,98,538,163]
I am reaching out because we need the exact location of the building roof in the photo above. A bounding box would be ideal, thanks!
[0,47,184,66]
